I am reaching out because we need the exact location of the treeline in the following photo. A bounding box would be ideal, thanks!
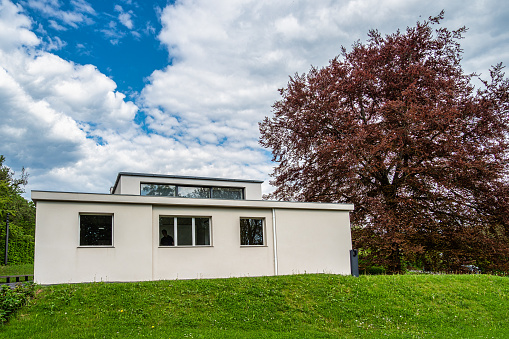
[0,155,35,265]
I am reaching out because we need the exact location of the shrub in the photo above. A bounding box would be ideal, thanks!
[0,283,35,323]
[0,223,35,264]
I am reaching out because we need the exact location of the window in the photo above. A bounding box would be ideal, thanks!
[177,186,210,199]
[177,217,193,245]
[141,183,244,200]
[141,183,176,196]
[159,216,211,246]
[240,218,264,246]
[211,187,243,200]
[80,214,113,246]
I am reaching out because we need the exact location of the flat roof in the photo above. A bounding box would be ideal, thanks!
[112,172,264,193]
[31,191,354,211]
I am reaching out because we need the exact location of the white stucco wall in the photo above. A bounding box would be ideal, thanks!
[33,191,354,284]
[34,200,153,284]
[274,209,352,275]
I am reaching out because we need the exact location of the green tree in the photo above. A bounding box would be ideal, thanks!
[0,155,35,264]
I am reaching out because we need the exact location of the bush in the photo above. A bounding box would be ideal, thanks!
[0,283,35,323]
[0,223,35,264]
[362,266,387,275]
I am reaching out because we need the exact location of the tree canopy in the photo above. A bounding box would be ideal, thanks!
[259,12,509,273]
[0,155,28,215]
[0,156,35,264]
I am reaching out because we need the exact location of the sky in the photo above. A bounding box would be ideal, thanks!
[0,0,508,198]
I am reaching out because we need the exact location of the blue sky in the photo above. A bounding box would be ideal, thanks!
[17,0,169,96]
[0,0,508,197]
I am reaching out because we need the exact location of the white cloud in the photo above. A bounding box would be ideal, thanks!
[144,0,419,150]
[48,19,66,31]
[100,20,127,45]
[0,0,40,51]
[0,63,87,167]
[118,12,133,29]
[44,35,66,50]
[71,0,95,15]
[143,21,156,35]
[0,0,138,190]
[118,13,134,29]
[25,0,95,28]
[11,53,138,127]
[114,4,134,30]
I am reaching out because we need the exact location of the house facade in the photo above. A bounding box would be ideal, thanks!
[32,172,354,284]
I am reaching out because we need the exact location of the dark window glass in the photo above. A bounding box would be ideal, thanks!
[195,218,210,245]
[211,187,243,200]
[240,218,264,245]
[177,217,193,246]
[177,186,211,199]
[80,215,112,246]
[159,216,175,246]
[141,184,176,196]
[141,183,245,200]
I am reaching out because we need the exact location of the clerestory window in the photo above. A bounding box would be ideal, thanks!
[141,183,244,200]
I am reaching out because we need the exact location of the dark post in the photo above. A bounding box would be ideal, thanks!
[4,213,9,265]
[350,249,359,277]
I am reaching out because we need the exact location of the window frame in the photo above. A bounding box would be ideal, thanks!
[159,216,212,247]
[239,217,265,246]
[141,182,244,200]
[78,213,114,247]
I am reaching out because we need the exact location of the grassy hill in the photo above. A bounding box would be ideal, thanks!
[0,274,508,338]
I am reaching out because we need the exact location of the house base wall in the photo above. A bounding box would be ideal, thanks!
[34,199,353,284]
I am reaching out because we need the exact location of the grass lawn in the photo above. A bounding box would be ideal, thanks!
[0,274,507,338]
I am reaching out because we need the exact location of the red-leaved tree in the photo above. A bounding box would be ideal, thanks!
[259,12,509,273]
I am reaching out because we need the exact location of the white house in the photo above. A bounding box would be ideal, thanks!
[32,172,354,284]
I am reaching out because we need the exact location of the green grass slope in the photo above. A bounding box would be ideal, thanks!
[0,274,508,338]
